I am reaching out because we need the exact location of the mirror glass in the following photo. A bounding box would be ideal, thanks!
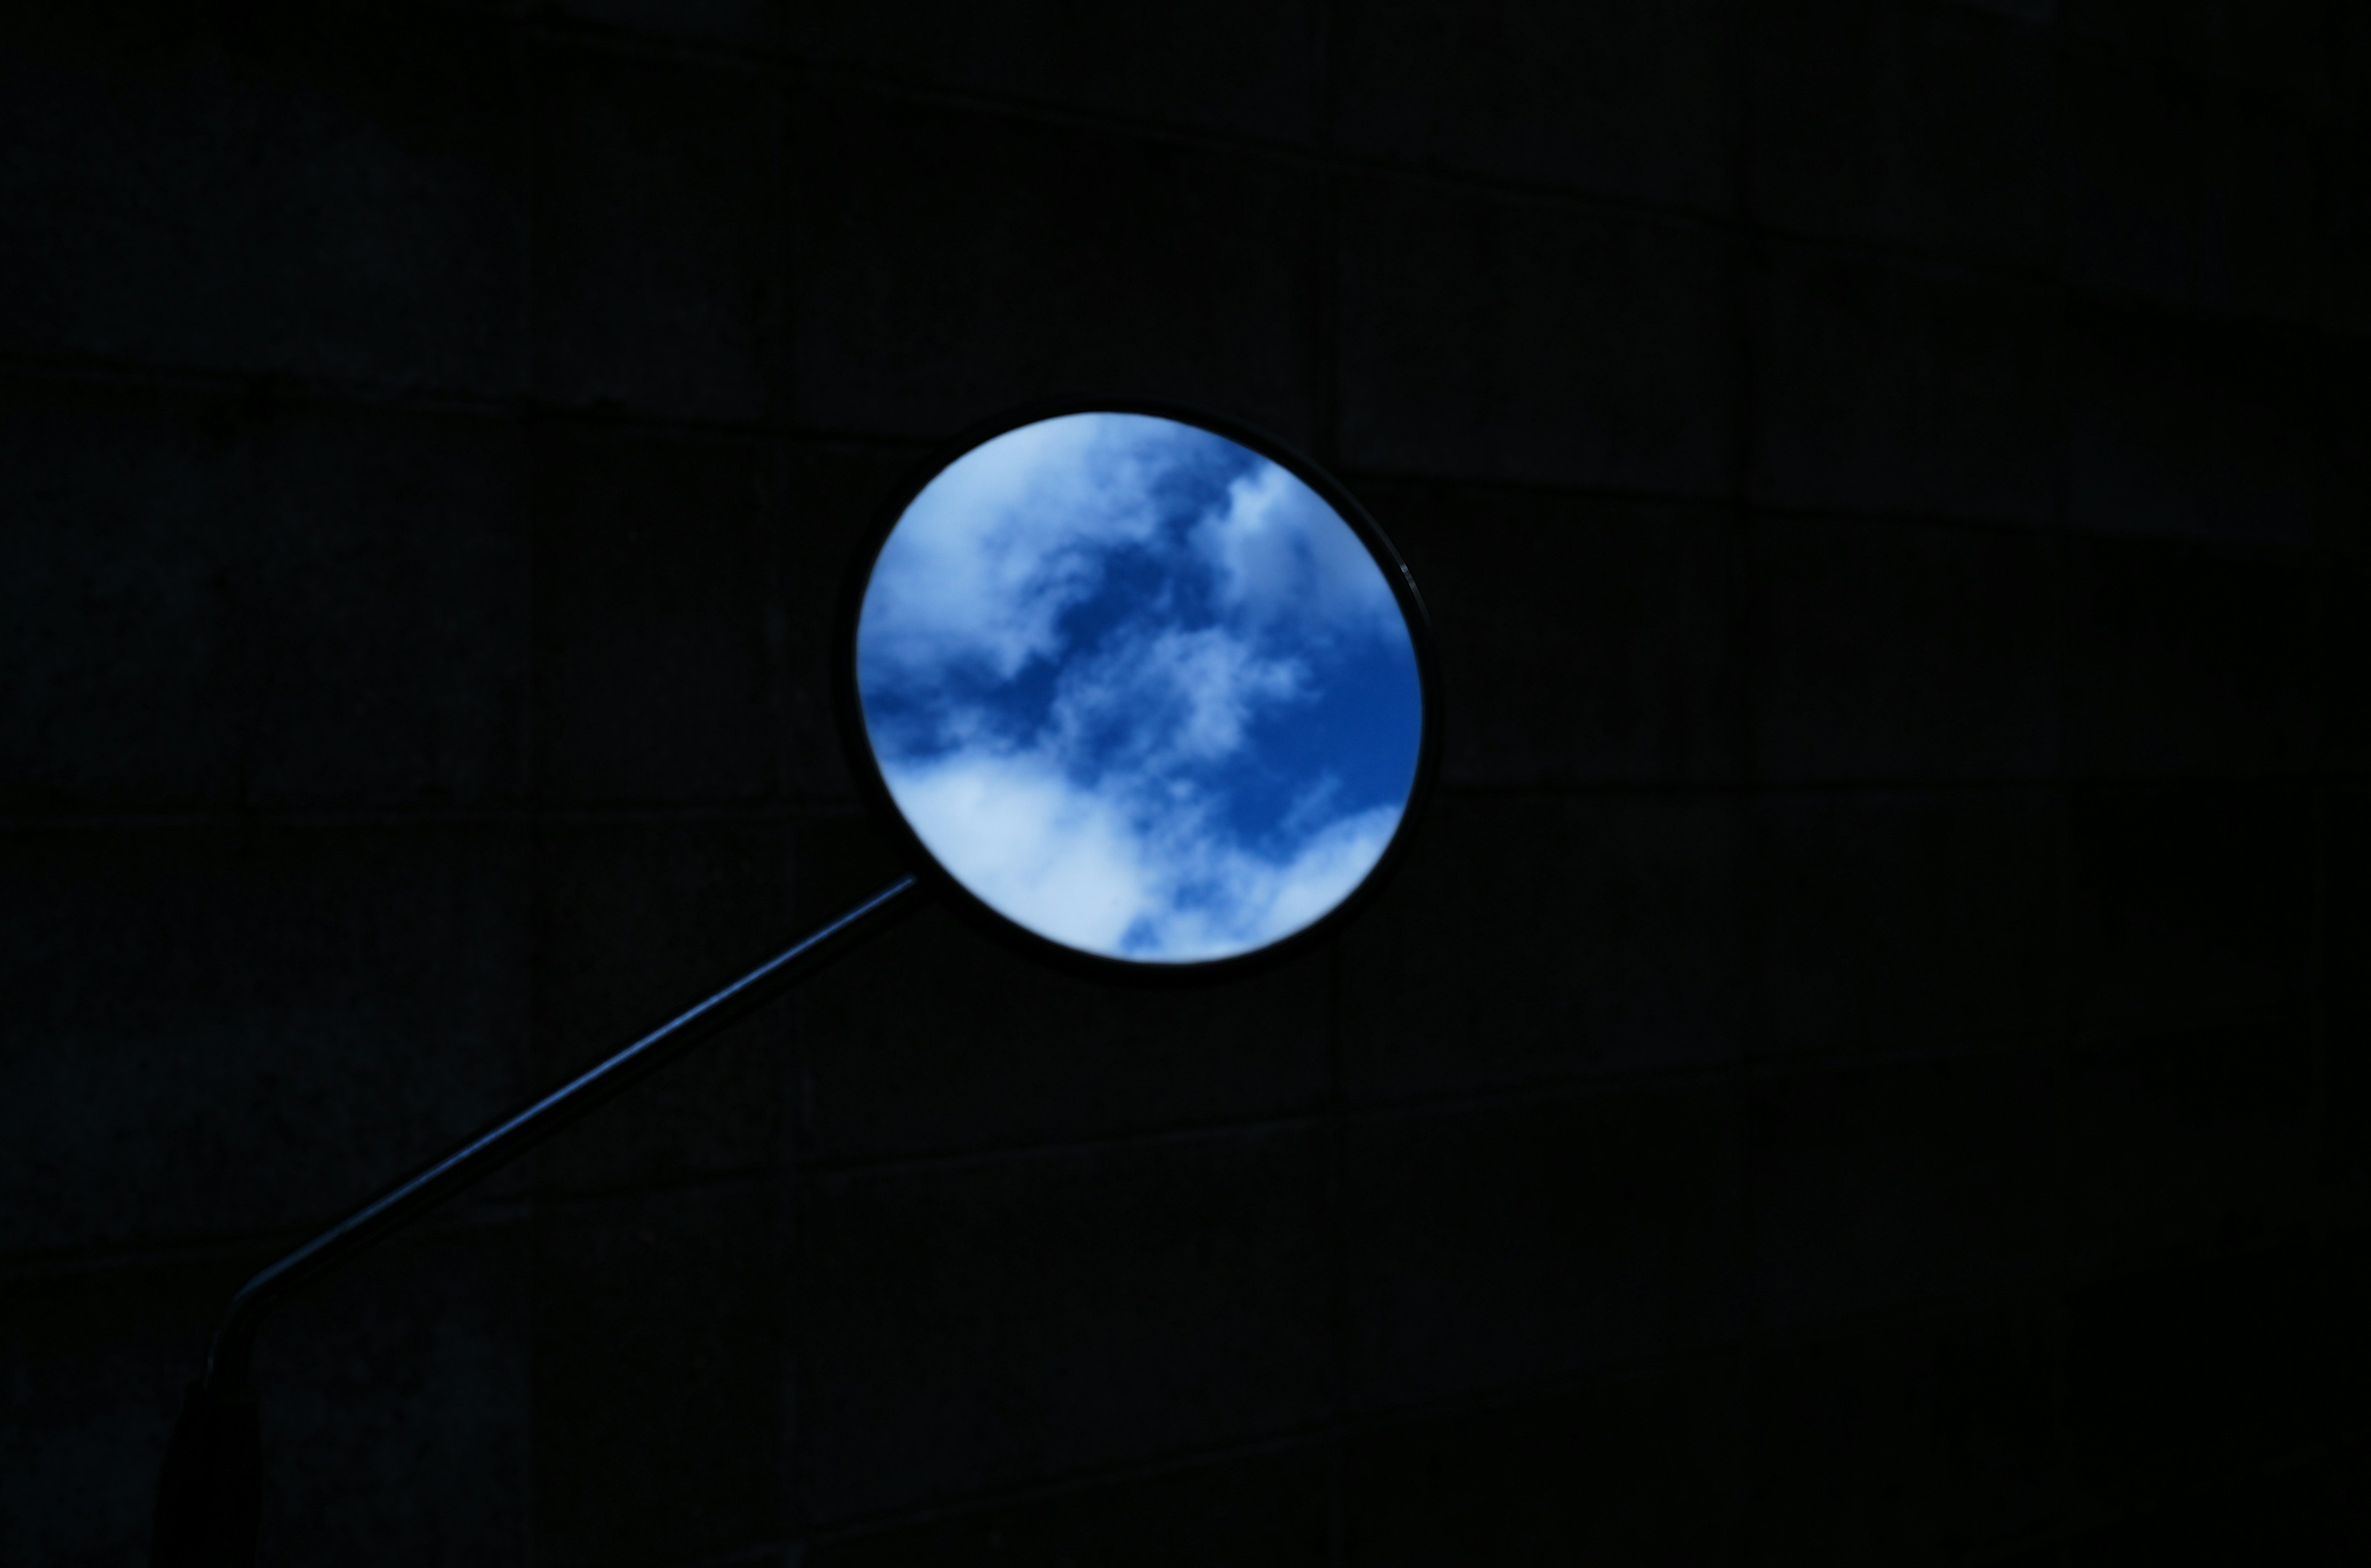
[853,411,1426,965]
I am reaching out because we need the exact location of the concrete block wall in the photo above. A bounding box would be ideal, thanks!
[3,1,2364,1562]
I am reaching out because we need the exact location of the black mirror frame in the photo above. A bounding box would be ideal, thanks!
[832,397,1444,988]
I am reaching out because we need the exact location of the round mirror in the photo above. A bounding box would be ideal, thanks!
[841,406,1437,973]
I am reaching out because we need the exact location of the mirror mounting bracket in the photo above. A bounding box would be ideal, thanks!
[148,875,920,1568]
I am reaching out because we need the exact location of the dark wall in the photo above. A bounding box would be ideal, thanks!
[4,1,2367,1563]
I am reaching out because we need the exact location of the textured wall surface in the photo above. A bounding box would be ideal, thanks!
[4,1,2367,1563]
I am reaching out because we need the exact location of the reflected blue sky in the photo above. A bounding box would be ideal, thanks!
[856,412,1423,962]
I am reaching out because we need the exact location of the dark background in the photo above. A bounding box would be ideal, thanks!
[4,1,2367,1562]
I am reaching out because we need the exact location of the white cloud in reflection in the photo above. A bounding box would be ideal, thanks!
[857,412,1421,962]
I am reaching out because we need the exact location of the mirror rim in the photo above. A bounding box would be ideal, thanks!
[832,397,1444,986]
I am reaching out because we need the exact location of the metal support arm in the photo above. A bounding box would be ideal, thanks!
[151,875,920,1567]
